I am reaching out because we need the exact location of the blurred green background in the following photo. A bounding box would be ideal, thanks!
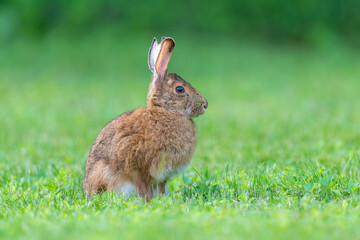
[0,0,360,45]
[1,0,360,173]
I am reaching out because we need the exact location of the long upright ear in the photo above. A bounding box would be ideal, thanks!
[148,38,161,74]
[148,37,175,86]
[155,37,175,78]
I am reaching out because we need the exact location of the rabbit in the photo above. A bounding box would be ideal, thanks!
[83,37,208,201]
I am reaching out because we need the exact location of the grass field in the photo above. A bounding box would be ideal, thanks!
[1,34,360,239]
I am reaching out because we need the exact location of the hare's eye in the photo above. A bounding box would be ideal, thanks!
[175,86,185,93]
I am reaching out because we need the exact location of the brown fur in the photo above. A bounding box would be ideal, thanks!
[83,37,207,201]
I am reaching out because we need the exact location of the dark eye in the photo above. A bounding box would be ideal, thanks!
[175,86,185,93]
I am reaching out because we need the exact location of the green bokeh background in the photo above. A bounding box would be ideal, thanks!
[1,0,360,45]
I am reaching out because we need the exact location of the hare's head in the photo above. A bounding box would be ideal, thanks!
[147,37,207,118]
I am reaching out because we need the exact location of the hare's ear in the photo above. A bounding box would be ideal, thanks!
[155,37,175,78]
[148,37,175,86]
[148,38,161,74]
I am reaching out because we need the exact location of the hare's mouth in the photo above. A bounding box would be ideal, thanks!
[189,106,206,118]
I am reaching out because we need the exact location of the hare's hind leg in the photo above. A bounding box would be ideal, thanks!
[83,160,110,196]
[83,159,137,198]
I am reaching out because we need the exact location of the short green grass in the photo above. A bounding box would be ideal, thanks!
[1,33,360,240]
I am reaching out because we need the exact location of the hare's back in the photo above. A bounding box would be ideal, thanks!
[86,109,137,164]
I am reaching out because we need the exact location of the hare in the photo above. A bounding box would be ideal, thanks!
[83,37,207,201]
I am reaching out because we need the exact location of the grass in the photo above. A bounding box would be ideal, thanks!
[1,33,360,239]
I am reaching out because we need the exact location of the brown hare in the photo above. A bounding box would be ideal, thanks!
[83,37,208,201]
